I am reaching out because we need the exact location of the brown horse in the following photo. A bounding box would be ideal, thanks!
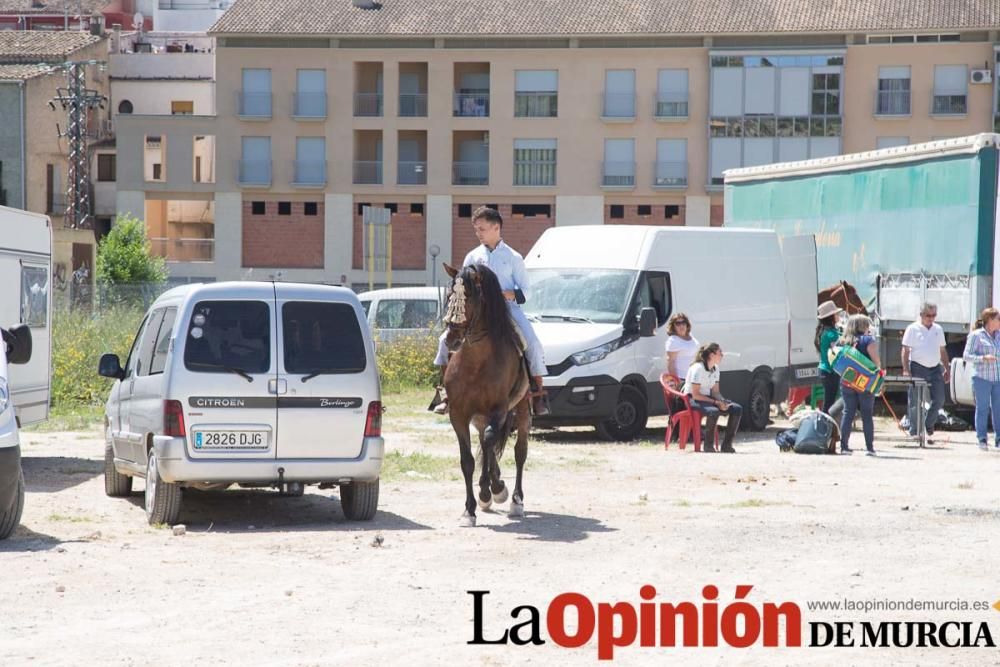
[818,280,868,316]
[442,262,531,527]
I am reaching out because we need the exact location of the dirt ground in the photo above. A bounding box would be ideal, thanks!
[3,395,1000,666]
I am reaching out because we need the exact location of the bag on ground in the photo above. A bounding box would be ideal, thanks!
[793,410,837,454]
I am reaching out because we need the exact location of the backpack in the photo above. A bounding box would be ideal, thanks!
[793,410,837,454]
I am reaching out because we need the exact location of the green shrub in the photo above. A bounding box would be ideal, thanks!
[375,334,440,393]
[51,306,145,406]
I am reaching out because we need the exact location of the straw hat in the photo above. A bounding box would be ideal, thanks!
[817,300,842,319]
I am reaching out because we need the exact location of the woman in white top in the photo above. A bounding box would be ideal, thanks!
[664,312,699,379]
[683,342,743,453]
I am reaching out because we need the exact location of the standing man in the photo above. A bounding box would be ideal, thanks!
[432,206,549,416]
[901,302,949,441]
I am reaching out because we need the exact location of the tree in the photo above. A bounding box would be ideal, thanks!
[95,214,167,285]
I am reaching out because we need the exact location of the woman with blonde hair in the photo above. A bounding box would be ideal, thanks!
[837,314,881,456]
[963,307,1000,450]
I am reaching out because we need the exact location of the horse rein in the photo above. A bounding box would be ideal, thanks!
[830,282,865,315]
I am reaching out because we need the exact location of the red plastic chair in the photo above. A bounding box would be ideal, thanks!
[659,373,718,451]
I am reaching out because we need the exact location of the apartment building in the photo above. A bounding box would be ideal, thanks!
[114,0,1000,287]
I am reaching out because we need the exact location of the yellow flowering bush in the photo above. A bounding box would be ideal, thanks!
[375,333,440,393]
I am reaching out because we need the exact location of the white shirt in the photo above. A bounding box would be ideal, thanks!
[463,240,529,295]
[902,321,946,368]
[665,335,699,377]
[683,363,720,398]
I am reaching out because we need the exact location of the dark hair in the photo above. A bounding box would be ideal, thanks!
[693,342,722,370]
[814,315,837,351]
[667,312,691,336]
[460,263,519,351]
[472,206,503,229]
[975,307,1000,329]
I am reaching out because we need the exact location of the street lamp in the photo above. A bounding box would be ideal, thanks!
[428,244,441,287]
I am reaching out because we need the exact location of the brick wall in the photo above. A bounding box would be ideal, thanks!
[451,203,555,265]
[604,204,686,226]
[352,202,427,270]
[710,204,724,227]
[242,200,324,268]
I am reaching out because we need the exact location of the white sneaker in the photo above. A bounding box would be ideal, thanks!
[978,441,989,451]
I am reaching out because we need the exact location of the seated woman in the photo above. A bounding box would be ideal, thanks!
[682,343,742,453]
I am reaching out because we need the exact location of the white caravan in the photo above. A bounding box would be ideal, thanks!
[0,206,52,539]
[523,225,817,440]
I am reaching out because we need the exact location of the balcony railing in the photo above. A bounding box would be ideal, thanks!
[149,237,214,262]
[293,160,326,186]
[514,92,557,117]
[238,159,271,186]
[398,161,427,185]
[654,94,689,119]
[237,91,272,119]
[653,161,688,187]
[602,93,636,119]
[398,93,427,117]
[453,161,489,185]
[932,92,967,115]
[454,93,490,117]
[353,161,383,185]
[874,89,910,116]
[354,92,383,117]
[293,92,327,119]
[513,160,556,186]
[602,161,636,187]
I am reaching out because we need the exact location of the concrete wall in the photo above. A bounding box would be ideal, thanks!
[113,79,215,116]
[0,82,23,209]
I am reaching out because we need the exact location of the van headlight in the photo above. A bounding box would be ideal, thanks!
[0,378,8,414]
[571,339,623,366]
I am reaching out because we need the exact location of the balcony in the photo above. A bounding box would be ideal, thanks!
[514,92,557,118]
[354,93,383,117]
[513,160,557,186]
[399,93,427,117]
[453,161,489,186]
[932,93,967,116]
[454,93,490,117]
[602,161,636,188]
[874,90,910,116]
[353,161,383,185]
[601,93,636,121]
[654,94,688,120]
[292,160,327,187]
[237,160,271,186]
[653,161,688,188]
[293,92,327,120]
[237,91,272,119]
[398,161,427,185]
[149,237,214,263]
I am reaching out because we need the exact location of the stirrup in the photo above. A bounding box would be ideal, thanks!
[427,386,447,412]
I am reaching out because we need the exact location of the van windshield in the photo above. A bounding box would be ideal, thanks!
[183,300,271,374]
[522,269,637,324]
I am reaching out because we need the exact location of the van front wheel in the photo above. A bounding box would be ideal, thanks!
[746,377,773,431]
[341,479,379,521]
[596,385,648,441]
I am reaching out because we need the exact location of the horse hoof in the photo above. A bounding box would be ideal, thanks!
[459,513,476,528]
[509,501,524,518]
[493,486,509,505]
[478,496,492,511]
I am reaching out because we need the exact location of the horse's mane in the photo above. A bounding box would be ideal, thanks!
[461,264,520,352]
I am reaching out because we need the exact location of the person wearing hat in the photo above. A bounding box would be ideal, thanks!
[816,300,844,419]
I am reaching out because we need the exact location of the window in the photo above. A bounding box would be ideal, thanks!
[149,307,177,375]
[193,135,215,183]
[410,203,424,215]
[458,203,472,218]
[278,201,291,215]
[933,65,968,115]
[171,100,194,115]
[124,315,151,378]
[876,67,910,115]
[811,73,840,115]
[603,69,636,118]
[609,204,625,219]
[241,68,272,117]
[523,268,637,323]
[184,300,271,374]
[665,205,680,219]
[513,138,556,186]
[97,154,116,182]
[135,309,165,378]
[655,139,687,187]
[374,299,438,329]
[20,266,48,327]
[514,70,558,117]
[118,100,133,114]
[295,69,327,117]
[357,202,370,215]
[152,164,162,181]
[251,201,265,215]
[282,302,366,374]
[656,69,688,117]
[511,204,551,217]
[360,300,372,316]
[876,136,909,149]
[631,271,672,327]
[240,136,271,184]
[637,205,651,216]
[304,202,318,216]
[294,136,325,185]
[146,135,165,182]
[603,139,635,186]
[385,203,398,213]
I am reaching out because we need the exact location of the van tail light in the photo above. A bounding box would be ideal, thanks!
[364,401,382,438]
[164,400,186,437]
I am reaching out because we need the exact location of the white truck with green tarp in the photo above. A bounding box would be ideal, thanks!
[723,134,1000,406]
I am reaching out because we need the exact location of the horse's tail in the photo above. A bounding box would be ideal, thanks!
[493,411,516,463]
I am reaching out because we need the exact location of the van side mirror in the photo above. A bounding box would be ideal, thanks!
[638,308,657,337]
[99,353,126,380]
[2,324,32,364]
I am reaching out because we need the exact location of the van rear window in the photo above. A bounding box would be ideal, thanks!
[282,302,367,374]
[183,301,271,374]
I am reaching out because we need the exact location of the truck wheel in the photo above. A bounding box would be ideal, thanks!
[340,479,379,521]
[104,443,133,497]
[746,376,773,431]
[595,385,649,442]
[0,468,24,541]
[145,450,182,526]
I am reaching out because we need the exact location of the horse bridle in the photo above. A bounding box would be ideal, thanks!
[444,273,485,350]
[830,282,865,315]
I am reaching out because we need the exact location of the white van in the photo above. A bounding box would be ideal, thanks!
[99,281,384,526]
[0,206,52,540]
[357,286,445,343]
[523,226,818,440]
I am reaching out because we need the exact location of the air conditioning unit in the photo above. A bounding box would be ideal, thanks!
[970,69,992,84]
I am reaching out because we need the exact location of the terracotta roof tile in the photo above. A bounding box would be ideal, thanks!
[0,31,103,63]
[0,62,52,79]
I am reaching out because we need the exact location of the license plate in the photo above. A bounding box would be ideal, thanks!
[795,368,819,379]
[193,430,269,450]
